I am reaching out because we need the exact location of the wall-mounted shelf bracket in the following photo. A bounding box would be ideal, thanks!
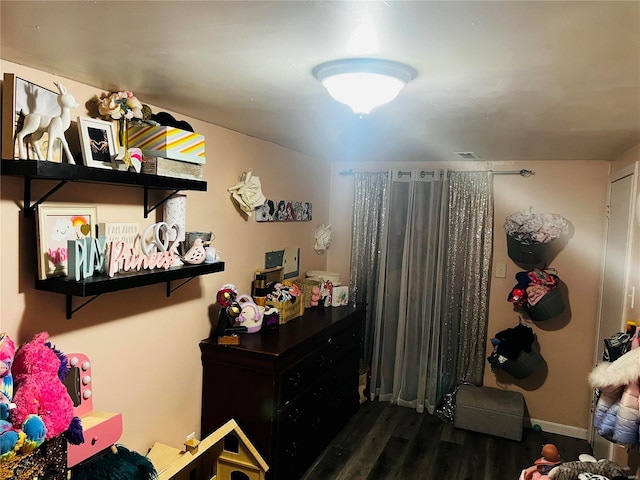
[167,276,197,296]
[24,177,69,217]
[2,160,206,218]
[66,294,101,320]
[144,187,181,218]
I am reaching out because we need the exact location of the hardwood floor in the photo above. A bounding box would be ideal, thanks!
[301,400,592,480]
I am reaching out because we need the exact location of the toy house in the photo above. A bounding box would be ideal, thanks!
[147,419,268,480]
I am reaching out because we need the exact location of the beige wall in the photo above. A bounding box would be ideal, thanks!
[2,59,635,453]
[0,61,330,453]
[327,159,610,436]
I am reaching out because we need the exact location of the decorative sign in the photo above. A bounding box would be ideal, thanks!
[141,222,182,255]
[256,199,312,222]
[107,241,177,277]
[67,236,108,281]
[98,222,139,247]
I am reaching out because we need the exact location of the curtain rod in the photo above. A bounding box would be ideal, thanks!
[339,169,535,178]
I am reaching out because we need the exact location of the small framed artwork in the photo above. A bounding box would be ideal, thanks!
[256,199,312,222]
[331,286,349,307]
[36,205,98,280]
[77,116,118,169]
[1,73,63,161]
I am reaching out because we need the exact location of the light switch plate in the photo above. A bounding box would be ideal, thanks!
[495,263,507,278]
[283,247,299,279]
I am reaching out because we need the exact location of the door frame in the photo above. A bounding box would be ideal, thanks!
[590,161,638,459]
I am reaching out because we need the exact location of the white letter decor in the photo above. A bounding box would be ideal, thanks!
[105,222,182,277]
[107,241,177,277]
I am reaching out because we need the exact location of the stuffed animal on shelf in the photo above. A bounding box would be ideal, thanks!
[10,332,83,449]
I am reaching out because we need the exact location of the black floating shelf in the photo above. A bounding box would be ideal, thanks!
[36,261,225,297]
[1,159,207,217]
[1,159,207,191]
[36,261,225,319]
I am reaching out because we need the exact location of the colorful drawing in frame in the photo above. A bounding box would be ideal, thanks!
[36,205,98,280]
[256,199,312,222]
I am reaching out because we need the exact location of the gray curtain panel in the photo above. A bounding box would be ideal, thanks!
[351,169,493,414]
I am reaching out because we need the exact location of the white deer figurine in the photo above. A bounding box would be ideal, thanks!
[16,82,78,163]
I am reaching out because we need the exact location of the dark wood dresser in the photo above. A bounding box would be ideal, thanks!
[200,303,364,480]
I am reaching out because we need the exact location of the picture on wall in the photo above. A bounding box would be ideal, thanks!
[36,205,98,280]
[1,73,63,161]
[256,199,312,222]
[77,116,119,169]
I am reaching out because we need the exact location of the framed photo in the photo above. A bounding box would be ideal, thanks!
[36,205,98,280]
[77,116,119,169]
[2,73,63,161]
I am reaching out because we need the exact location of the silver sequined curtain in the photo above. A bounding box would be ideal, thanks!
[359,170,493,414]
[439,171,494,397]
[349,172,389,363]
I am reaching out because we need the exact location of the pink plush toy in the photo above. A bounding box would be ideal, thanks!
[10,332,83,447]
[310,286,320,307]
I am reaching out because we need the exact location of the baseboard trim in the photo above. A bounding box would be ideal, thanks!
[525,418,589,440]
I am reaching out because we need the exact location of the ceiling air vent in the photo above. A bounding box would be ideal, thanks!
[455,152,481,160]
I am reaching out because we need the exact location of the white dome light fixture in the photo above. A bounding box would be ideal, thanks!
[313,58,417,115]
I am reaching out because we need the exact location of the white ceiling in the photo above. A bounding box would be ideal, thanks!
[1,1,639,163]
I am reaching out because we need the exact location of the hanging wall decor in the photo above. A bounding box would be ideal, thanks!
[256,199,312,222]
[228,169,266,216]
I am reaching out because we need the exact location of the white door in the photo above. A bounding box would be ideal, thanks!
[592,163,637,459]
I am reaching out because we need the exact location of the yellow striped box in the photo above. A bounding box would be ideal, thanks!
[128,125,206,164]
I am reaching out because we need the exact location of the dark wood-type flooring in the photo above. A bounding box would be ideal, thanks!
[301,400,592,480]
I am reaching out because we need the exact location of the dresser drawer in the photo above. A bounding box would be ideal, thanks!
[279,322,360,405]
[201,304,365,480]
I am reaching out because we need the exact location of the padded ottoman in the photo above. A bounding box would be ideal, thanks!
[454,385,524,441]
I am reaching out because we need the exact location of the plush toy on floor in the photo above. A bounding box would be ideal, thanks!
[547,455,631,480]
[71,444,157,480]
[0,332,24,462]
[10,332,83,449]
[520,444,562,480]
[0,332,48,461]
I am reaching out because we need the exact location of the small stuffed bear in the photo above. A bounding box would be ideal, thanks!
[10,332,83,448]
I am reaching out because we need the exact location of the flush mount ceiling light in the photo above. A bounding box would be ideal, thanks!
[313,58,417,115]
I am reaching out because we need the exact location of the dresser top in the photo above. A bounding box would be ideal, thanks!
[200,303,363,357]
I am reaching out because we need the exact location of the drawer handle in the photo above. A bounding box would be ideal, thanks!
[285,442,298,457]
[288,371,302,387]
[315,355,327,368]
[287,408,301,424]
[311,416,322,430]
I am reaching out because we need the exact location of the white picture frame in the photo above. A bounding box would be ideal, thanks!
[36,204,98,280]
[77,116,118,169]
[331,286,349,307]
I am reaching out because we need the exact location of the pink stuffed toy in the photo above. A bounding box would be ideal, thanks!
[10,332,83,447]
